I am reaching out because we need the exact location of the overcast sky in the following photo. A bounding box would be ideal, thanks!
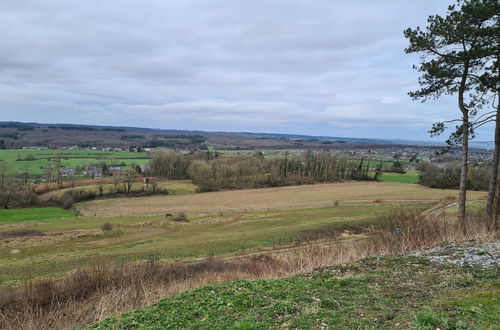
[0,0,493,141]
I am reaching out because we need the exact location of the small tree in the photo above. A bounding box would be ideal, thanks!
[56,147,62,186]
[97,176,105,197]
[0,164,14,209]
[101,163,109,176]
[122,168,138,193]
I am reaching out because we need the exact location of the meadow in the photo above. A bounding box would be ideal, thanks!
[0,149,149,175]
[376,170,420,184]
[0,181,486,286]
[0,203,397,285]
[0,207,73,225]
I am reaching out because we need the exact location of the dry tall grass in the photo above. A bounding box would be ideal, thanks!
[0,208,496,329]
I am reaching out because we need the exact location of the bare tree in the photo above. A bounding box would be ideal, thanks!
[122,168,138,194]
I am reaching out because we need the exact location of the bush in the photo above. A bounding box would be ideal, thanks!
[101,222,113,232]
[172,212,188,222]
[59,189,97,208]
[417,162,490,190]
[385,160,406,174]
[0,189,38,209]
[60,193,74,209]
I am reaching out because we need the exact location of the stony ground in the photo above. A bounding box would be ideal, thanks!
[414,239,499,268]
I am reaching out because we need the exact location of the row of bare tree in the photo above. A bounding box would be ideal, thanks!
[148,150,371,192]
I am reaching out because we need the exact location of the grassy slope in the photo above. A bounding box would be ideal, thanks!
[90,256,499,329]
[0,181,486,285]
[0,203,400,285]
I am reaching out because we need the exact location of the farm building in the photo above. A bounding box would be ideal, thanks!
[60,168,75,176]
[85,166,102,178]
[140,164,150,175]
[109,166,123,176]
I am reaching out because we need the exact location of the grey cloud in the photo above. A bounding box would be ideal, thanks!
[1,0,482,141]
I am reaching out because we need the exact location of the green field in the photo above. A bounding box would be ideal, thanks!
[90,255,499,329]
[0,207,74,224]
[376,170,420,184]
[0,149,149,175]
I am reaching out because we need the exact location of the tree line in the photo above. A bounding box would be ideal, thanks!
[150,150,371,192]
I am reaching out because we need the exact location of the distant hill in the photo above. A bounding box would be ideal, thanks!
[0,121,447,150]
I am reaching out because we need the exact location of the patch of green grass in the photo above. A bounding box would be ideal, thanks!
[431,286,500,328]
[375,170,420,184]
[0,207,74,224]
[89,256,499,329]
[0,149,149,175]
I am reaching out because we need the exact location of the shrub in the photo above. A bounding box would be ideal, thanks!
[101,222,113,232]
[173,212,188,222]
[417,161,490,190]
[0,189,38,209]
[59,189,97,208]
[60,193,74,209]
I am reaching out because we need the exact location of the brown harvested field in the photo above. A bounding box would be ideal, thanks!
[77,181,487,217]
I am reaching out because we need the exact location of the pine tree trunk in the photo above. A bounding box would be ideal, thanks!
[486,102,500,218]
[458,62,470,225]
[459,117,468,223]
[494,99,500,230]
[493,168,500,230]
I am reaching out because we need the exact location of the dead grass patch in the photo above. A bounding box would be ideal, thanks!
[294,224,365,244]
[197,215,244,224]
[0,229,44,240]
[440,194,458,203]
[0,223,42,230]
[0,230,103,247]
[138,219,170,227]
